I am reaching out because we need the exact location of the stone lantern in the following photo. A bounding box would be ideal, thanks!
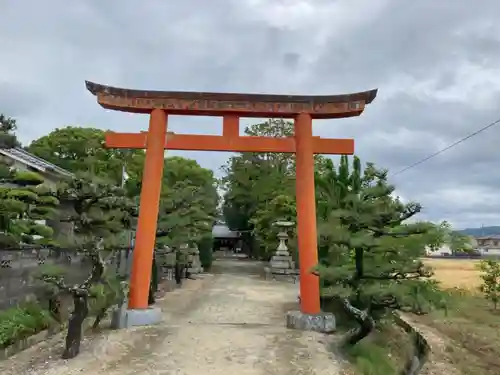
[269,220,298,280]
[188,243,203,275]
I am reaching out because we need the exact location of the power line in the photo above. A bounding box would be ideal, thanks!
[391,117,500,177]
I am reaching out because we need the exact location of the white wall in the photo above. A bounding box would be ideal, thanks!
[425,244,452,256]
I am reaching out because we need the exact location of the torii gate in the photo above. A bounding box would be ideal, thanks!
[85,81,377,317]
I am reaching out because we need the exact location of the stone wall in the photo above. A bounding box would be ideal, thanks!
[0,250,91,310]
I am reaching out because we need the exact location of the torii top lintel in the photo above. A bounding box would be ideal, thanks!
[85,81,377,119]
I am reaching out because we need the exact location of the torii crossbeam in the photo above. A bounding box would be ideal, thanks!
[86,81,377,317]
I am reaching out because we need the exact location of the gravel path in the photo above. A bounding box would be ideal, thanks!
[0,259,343,375]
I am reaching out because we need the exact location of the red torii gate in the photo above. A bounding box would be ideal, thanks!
[85,81,377,316]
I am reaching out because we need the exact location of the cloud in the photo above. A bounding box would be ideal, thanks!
[1,0,499,228]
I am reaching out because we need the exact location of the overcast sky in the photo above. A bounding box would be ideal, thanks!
[1,0,499,229]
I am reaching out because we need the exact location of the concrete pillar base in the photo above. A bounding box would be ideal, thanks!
[285,310,335,333]
[111,304,162,329]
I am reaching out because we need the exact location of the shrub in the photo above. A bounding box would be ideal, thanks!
[0,302,54,348]
[478,259,500,309]
[198,235,214,270]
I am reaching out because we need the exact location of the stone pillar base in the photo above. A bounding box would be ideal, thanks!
[285,310,335,333]
[111,305,162,329]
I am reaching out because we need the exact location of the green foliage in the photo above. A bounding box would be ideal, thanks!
[0,114,20,148]
[57,173,136,243]
[12,171,45,186]
[478,259,500,310]
[315,155,362,216]
[156,157,218,249]
[88,274,126,315]
[27,126,145,193]
[198,234,214,270]
[317,163,444,308]
[250,194,296,260]
[450,232,473,253]
[222,120,296,258]
[315,155,362,264]
[38,174,136,319]
[315,162,447,349]
[344,338,397,375]
[0,302,54,348]
[0,159,59,248]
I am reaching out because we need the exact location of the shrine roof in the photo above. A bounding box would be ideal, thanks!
[85,81,378,119]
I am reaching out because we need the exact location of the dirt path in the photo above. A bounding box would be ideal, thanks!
[0,259,343,375]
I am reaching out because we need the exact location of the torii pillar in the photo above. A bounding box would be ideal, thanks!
[85,81,377,328]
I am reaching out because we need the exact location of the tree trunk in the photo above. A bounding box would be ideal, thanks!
[174,261,182,285]
[148,280,156,305]
[341,298,375,346]
[62,293,89,359]
[92,307,107,330]
[48,295,62,322]
[149,255,158,304]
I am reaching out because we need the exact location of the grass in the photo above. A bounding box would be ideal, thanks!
[342,323,412,375]
[0,302,54,349]
[422,258,500,374]
[328,259,500,375]
[322,299,413,375]
[424,258,482,289]
[414,289,500,375]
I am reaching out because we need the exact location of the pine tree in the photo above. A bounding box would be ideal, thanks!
[315,156,362,266]
[39,174,134,359]
[315,163,445,346]
[156,180,215,285]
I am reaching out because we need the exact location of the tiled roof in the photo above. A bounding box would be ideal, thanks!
[212,224,239,238]
[0,147,74,177]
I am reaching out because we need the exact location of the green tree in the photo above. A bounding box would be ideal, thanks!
[156,180,215,248]
[315,163,445,346]
[478,259,500,310]
[0,114,21,148]
[158,157,218,245]
[0,160,59,248]
[421,221,451,252]
[27,127,145,190]
[450,232,473,254]
[155,157,218,283]
[315,155,362,265]
[39,174,134,359]
[250,194,296,260]
[222,120,296,257]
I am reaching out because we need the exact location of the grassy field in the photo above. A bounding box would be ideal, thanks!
[341,258,500,375]
[417,258,500,374]
[424,258,482,289]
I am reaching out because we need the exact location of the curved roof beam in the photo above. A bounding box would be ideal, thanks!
[85,81,377,119]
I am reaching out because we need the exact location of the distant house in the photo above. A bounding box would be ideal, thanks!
[425,244,452,256]
[0,147,73,187]
[0,147,75,239]
[475,235,500,256]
